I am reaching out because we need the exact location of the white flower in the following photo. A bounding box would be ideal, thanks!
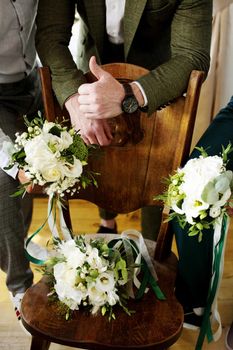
[86,246,108,272]
[9,115,94,198]
[59,240,86,268]
[53,262,77,287]
[88,284,107,310]
[60,131,73,149]
[168,155,233,225]
[181,198,209,224]
[53,262,87,310]
[54,282,84,310]
[43,234,137,319]
[95,272,115,293]
[41,164,63,182]
[106,290,119,306]
[62,158,83,179]
[181,156,224,200]
[209,206,221,218]
[24,135,56,168]
[42,121,56,133]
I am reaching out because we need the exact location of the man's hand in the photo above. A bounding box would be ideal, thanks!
[65,93,113,146]
[18,169,33,193]
[78,56,125,119]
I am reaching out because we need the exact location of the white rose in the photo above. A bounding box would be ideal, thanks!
[24,135,55,168]
[53,262,77,287]
[41,164,63,182]
[181,156,224,199]
[59,240,86,268]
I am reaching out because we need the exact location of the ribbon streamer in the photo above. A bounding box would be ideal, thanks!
[195,214,229,350]
[25,195,73,265]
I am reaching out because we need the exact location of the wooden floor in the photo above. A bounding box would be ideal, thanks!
[0,197,232,350]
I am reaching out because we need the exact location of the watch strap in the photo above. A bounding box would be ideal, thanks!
[123,83,134,97]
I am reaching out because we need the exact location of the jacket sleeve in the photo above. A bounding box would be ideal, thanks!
[35,0,86,107]
[137,0,213,115]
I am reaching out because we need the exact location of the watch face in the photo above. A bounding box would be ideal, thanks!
[122,96,139,114]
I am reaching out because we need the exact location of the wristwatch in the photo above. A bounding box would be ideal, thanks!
[121,83,139,114]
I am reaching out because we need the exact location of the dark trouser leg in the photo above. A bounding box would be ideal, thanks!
[0,69,42,294]
[141,206,162,240]
[98,207,117,220]
[99,205,162,241]
[174,96,233,308]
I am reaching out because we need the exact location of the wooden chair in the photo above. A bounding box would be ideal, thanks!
[21,63,204,350]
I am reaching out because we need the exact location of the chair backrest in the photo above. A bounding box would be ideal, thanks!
[39,64,204,260]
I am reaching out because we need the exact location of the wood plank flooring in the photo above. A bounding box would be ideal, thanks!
[0,197,232,350]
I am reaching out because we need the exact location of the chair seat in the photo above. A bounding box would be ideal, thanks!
[21,240,183,350]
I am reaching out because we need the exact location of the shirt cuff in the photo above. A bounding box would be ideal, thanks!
[0,142,19,179]
[133,81,148,107]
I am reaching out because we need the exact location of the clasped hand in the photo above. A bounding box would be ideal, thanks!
[65,56,125,146]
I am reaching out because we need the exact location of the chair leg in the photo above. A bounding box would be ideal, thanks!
[30,335,51,350]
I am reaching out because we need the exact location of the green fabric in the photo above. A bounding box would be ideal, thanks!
[174,100,233,309]
[36,0,212,114]
[174,221,214,308]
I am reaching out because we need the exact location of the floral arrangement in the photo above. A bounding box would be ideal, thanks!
[5,113,97,197]
[156,144,233,241]
[44,235,136,320]
[42,231,165,320]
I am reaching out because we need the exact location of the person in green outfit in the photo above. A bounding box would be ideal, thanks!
[35,0,212,240]
[173,97,233,336]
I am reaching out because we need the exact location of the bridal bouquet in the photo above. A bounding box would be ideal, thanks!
[156,144,233,241]
[43,232,164,320]
[5,114,97,197]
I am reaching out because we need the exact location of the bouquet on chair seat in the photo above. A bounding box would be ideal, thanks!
[43,231,165,321]
[4,113,97,197]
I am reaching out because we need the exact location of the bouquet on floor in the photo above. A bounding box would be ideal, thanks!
[43,232,165,320]
[4,113,97,197]
[156,144,233,241]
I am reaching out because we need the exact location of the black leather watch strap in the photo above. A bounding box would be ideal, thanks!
[123,83,134,97]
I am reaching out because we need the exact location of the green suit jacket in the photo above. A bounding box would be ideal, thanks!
[36,0,212,115]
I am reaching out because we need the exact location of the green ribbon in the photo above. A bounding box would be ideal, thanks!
[195,214,228,350]
[135,257,166,301]
[24,196,56,265]
[108,237,166,301]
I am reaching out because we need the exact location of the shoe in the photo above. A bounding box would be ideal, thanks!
[25,240,49,261]
[183,310,203,330]
[9,291,31,336]
[226,321,233,350]
[97,224,118,234]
